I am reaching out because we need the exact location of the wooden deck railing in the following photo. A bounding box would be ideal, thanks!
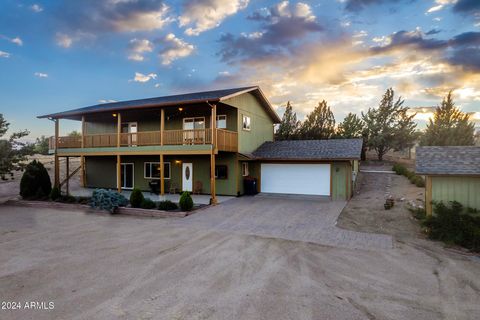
[50,129,237,152]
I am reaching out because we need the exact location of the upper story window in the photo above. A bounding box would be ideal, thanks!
[144,162,170,179]
[242,162,249,176]
[242,115,251,131]
[216,115,227,129]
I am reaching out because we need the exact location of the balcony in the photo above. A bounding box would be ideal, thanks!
[49,129,238,152]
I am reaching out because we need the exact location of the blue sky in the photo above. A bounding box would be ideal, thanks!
[0,0,479,139]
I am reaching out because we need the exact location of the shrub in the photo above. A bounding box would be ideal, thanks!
[59,195,77,203]
[140,198,156,209]
[77,196,90,205]
[408,206,426,220]
[179,191,194,211]
[422,201,480,252]
[412,175,425,187]
[20,160,52,200]
[392,163,424,188]
[89,189,128,213]
[158,200,178,211]
[129,188,144,208]
[50,186,61,201]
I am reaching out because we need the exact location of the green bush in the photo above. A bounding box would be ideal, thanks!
[158,200,178,211]
[140,198,156,209]
[59,195,77,203]
[50,186,61,201]
[408,206,426,220]
[129,188,144,208]
[422,201,480,252]
[411,175,425,187]
[20,160,52,200]
[392,163,424,188]
[179,191,194,211]
[89,189,128,213]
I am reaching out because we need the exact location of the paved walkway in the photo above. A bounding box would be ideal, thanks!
[173,196,393,250]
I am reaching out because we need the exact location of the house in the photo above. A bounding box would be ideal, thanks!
[416,146,480,215]
[38,86,360,203]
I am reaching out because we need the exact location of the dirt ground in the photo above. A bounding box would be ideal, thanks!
[0,160,479,320]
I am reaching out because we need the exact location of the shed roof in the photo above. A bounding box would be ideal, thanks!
[38,86,280,122]
[252,139,363,160]
[416,146,480,176]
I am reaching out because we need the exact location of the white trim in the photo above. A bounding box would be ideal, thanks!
[144,162,171,180]
[119,162,134,190]
[242,162,249,176]
[242,114,251,131]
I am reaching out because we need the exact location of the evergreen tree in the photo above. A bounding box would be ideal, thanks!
[299,100,336,139]
[420,92,475,146]
[275,101,300,140]
[362,88,417,161]
[336,113,364,138]
[34,136,50,155]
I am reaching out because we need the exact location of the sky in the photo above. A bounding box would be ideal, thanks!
[0,0,479,139]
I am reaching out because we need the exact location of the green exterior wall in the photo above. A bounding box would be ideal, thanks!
[84,153,239,196]
[331,162,351,200]
[223,93,274,153]
[431,176,480,210]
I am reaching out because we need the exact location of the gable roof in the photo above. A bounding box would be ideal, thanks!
[38,86,281,122]
[253,139,363,160]
[416,146,480,176]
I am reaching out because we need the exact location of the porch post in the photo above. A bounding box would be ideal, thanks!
[54,118,60,188]
[160,154,165,195]
[117,155,121,193]
[160,108,165,146]
[210,104,217,204]
[81,115,85,148]
[117,113,122,148]
[66,156,70,196]
[80,156,86,187]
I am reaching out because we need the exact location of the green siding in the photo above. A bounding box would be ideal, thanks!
[332,162,350,200]
[84,153,239,196]
[431,176,480,210]
[224,93,274,153]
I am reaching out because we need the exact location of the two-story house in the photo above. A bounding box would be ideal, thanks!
[39,86,360,203]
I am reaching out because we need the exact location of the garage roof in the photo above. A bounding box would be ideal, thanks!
[416,146,480,176]
[253,139,363,160]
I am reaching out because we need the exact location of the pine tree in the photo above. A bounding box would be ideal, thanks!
[362,88,417,161]
[299,100,336,139]
[420,92,475,146]
[336,113,364,138]
[275,101,300,140]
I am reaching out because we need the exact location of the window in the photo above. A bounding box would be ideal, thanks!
[216,115,227,129]
[242,115,251,131]
[242,162,249,177]
[214,165,228,179]
[144,162,170,179]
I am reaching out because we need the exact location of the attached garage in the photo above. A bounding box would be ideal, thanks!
[260,163,330,195]
[252,139,362,200]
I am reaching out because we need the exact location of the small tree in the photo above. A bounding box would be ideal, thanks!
[0,114,33,179]
[276,101,300,140]
[68,131,81,137]
[129,188,144,208]
[336,113,364,138]
[34,135,50,155]
[362,88,417,161]
[20,160,52,199]
[179,191,194,211]
[420,92,475,146]
[299,100,336,139]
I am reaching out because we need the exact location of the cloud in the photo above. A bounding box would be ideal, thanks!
[158,33,195,65]
[55,0,174,35]
[131,72,157,83]
[219,1,323,63]
[426,0,456,14]
[98,99,117,103]
[179,0,249,36]
[453,0,480,15]
[34,72,48,78]
[128,38,154,61]
[55,33,73,48]
[30,4,43,12]
[0,35,23,46]
[0,51,11,58]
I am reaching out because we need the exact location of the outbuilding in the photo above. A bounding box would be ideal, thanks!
[416,146,480,215]
[251,139,362,200]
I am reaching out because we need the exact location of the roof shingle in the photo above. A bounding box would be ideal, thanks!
[416,146,480,175]
[252,139,363,160]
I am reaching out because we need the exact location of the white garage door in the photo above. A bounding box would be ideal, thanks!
[260,163,331,196]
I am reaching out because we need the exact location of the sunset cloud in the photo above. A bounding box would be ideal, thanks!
[0,51,10,58]
[128,38,154,61]
[131,72,157,83]
[158,33,195,65]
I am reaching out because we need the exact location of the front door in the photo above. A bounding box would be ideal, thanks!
[120,163,134,189]
[182,163,193,192]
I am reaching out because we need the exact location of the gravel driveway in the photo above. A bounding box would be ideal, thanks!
[0,197,479,319]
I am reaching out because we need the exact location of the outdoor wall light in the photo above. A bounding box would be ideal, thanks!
[178,107,183,111]
[112,113,117,117]
[175,160,182,165]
